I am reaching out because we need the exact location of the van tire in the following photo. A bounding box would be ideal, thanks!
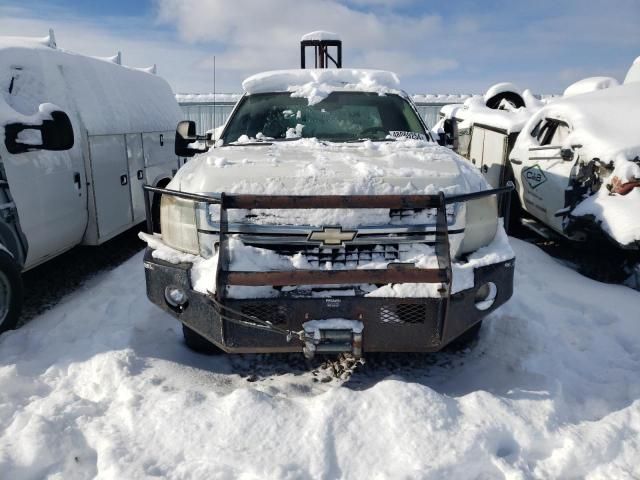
[182,325,224,355]
[0,251,23,334]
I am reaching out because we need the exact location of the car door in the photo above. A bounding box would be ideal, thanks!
[515,118,575,234]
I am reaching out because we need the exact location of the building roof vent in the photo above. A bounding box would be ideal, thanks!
[300,31,342,69]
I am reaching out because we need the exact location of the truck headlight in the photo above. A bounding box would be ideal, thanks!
[458,196,498,254]
[160,195,200,254]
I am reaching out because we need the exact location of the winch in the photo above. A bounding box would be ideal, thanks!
[302,319,363,360]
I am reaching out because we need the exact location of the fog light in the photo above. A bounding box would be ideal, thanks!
[474,282,497,311]
[165,286,188,308]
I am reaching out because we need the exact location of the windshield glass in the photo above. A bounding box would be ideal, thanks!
[221,92,427,143]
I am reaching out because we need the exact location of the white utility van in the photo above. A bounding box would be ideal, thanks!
[0,32,185,332]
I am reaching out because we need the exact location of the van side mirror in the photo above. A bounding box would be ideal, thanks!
[560,148,574,162]
[4,110,74,154]
[175,120,211,157]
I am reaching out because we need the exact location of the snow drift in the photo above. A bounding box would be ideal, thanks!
[0,239,639,478]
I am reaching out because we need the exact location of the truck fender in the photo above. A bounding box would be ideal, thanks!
[150,177,171,233]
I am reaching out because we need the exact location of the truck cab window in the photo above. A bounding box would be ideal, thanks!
[222,92,427,143]
[550,121,570,145]
[535,119,569,146]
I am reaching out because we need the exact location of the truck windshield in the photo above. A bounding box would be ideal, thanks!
[221,91,427,144]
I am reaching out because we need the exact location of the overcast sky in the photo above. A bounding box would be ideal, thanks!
[1,0,638,94]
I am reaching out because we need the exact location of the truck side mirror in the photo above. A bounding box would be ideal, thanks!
[4,110,74,154]
[560,148,574,162]
[175,120,210,157]
[436,118,455,148]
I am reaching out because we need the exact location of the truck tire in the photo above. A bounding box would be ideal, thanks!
[0,250,23,334]
[182,324,223,355]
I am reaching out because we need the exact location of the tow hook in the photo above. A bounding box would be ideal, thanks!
[302,320,363,360]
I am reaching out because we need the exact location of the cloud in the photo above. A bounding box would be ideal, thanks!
[1,0,638,94]
[154,0,458,86]
[154,0,639,93]
[0,4,214,92]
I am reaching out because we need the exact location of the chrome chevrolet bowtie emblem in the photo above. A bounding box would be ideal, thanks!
[308,227,357,247]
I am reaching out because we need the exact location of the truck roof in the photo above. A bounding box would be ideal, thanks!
[241,68,403,105]
[0,35,182,136]
[525,81,640,162]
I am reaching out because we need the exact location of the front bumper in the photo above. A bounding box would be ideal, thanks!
[144,248,514,353]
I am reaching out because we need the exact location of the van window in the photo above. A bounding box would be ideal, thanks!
[2,65,46,115]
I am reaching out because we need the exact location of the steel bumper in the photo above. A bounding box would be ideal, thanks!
[144,248,514,353]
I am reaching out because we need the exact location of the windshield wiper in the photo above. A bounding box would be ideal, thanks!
[337,138,397,143]
[225,140,273,147]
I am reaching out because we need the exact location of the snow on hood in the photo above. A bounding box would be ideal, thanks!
[242,69,402,105]
[171,138,487,199]
[0,37,182,135]
[168,138,488,228]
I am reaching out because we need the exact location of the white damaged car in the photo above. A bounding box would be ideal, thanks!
[140,68,516,358]
[435,59,640,284]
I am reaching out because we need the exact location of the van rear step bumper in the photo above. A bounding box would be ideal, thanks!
[144,248,514,354]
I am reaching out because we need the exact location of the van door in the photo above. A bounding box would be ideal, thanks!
[469,127,485,170]
[88,135,132,240]
[142,131,179,184]
[519,118,575,234]
[1,54,88,269]
[126,134,146,223]
[469,126,509,189]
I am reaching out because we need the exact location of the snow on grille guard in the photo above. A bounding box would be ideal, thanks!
[143,183,514,355]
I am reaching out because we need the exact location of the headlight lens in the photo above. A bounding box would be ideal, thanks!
[160,195,200,254]
[459,196,498,254]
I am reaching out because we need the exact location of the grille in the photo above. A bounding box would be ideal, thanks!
[250,243,415,268]
[379,304,427,324]
[240,304,289,327]
[388,206,455,223]
[389,208,426,220]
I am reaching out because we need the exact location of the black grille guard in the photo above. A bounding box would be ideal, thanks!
[143,182,514,341]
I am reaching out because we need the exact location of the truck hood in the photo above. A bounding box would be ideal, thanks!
[169,138,488,197]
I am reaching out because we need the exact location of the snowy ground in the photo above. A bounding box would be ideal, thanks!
[1,238,639,479]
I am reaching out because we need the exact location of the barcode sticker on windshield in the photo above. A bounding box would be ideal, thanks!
[388,131,427,140]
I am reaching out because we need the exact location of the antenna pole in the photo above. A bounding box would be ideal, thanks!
[213,55,216,134]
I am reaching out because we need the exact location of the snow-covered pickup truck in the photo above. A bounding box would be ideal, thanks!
[140,69,515,358]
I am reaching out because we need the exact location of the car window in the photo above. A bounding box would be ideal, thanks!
[222,91,427,143]
[534,119,570,146]
[535,120,555,145]
[550,121,570,145]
